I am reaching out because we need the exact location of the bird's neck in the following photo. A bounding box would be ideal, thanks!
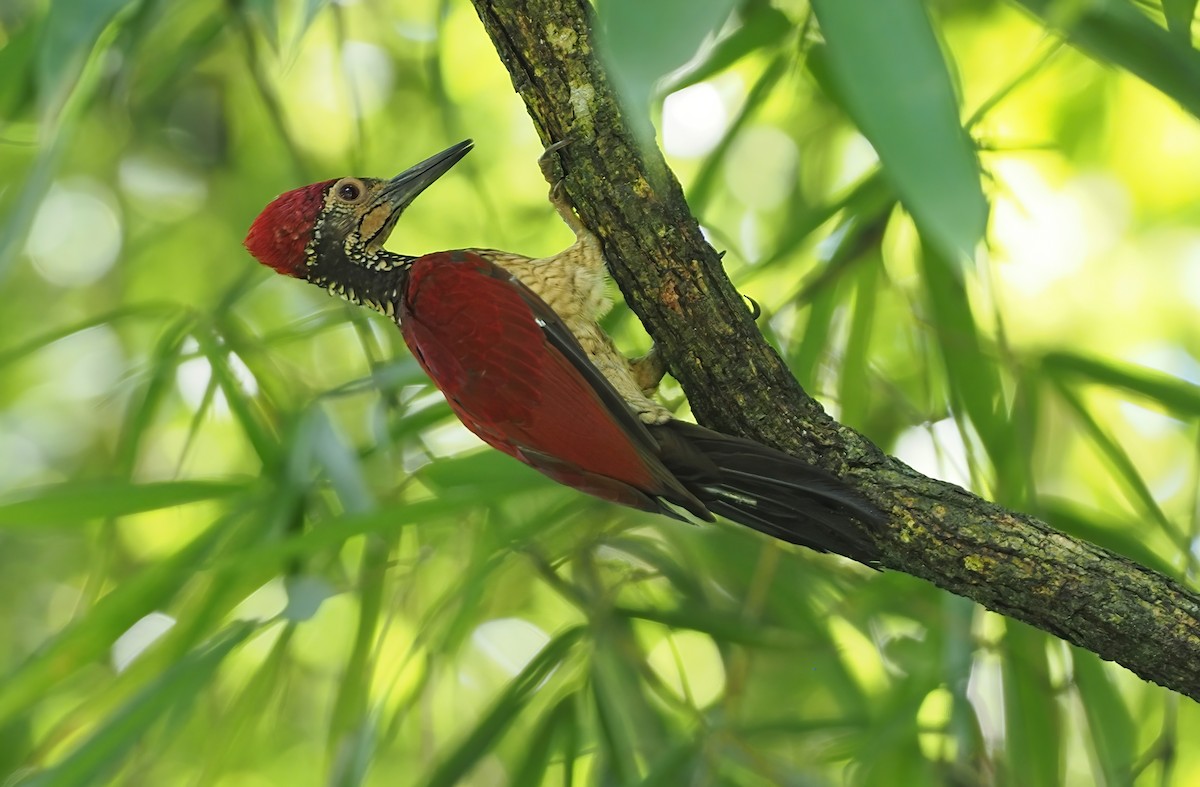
[309,250,413,319]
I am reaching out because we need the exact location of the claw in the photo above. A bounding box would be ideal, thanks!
[537,136,590,239]
[542,137,573,157]
[538,136,575,184]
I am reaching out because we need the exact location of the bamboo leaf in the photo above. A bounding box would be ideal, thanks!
[292,406,376,514]
[839,260,880,428]
[192,626,296,784]
[1162,0,1198,43]
[1051,383,1183,547]
[0,516,236,727]
[300,0,332,40]
[422,627,585,787]
[115,315,197,475]
[809,0,986,259]
[638,737,701,786]
[1042,351,1200,418]
[0,480,250,528]
[687,53,789,213]
[37,0,137,120]
[0,304,182,370]
[0,21,37,118]
[614,605,811,650]
[919,246,1005,462]
[1016,0,1200,119]
[1002,623,1061,787]
[16,623,255,787]
[509,696,575,787]
[665,4,792,93]
[598,0,739,112]
[1072,648,1135,786]
[212,500,462,581]
[195,325,281,468]
[590,645,646,784]
[790,282,839,388]
[321,412,387,768]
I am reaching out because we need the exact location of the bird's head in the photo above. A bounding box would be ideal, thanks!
[244,140,473,301]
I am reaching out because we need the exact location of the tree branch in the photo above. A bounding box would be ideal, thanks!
[469,0,1200,702]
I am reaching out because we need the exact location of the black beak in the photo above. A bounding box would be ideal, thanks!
[376,139,474,213]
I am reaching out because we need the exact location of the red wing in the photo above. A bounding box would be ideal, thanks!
[399,251,689,501]
[401,253,544,428]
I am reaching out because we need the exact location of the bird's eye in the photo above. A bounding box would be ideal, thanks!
[334,179,364,203]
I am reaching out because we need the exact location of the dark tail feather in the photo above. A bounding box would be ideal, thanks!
[652,420,884,566]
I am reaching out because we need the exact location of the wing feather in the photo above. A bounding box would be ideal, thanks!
[400,251,705,515]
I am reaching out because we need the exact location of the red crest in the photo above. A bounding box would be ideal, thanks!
[244,180,335,277]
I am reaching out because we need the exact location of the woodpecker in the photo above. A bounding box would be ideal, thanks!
[245,140,883,565]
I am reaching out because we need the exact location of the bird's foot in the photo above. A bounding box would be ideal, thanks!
[537,137,574,183]
[630,344,667,396]
[635,399,673,425]
[537,137,591,240]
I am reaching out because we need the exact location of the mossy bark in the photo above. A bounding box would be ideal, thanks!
[469,0,1200,701]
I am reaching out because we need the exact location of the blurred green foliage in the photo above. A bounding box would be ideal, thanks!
[1,0,1199,784]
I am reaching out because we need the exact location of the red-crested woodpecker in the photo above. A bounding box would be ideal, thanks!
[245,140,882,565]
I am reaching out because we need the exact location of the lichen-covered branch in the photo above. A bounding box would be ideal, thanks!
[468,0,1200,701]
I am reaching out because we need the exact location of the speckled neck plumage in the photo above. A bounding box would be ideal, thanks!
[305,232,412,319]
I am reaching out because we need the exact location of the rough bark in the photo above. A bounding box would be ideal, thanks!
[468,0,1200,702]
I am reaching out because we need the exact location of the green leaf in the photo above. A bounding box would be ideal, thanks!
[687,53,789,213]
[0,304,182,370]
[115,315,197,475]
[417,449,554,497]
[757,168,893,276]
[0,480,250,528]
[838,260,880,429]
[790,282,839,388]
[195,324,280,468]
[614,604,811,650]
[326,450,388,776]
[16,622,254,787]
[638,737,701,786]
[422,627,585,787]
[590,645,646,784]
[190,625,296,783]
[509,696,575,787]
[303,0,331,28]
[37,0,137,120]
[243,0,280,52]
[1042,351,1200,418]
[0,516,236,728]
[809,0,986,259]
[1162,0,1198,43]
[0,20,38,119]
[939,595,985,765]
[598,0,739,116]
[213,500,454,581]
[666,4,793,93]
[291,406,376,514]
[1015,0,1200,120]
[327,711,379,787]
[918,246,1004,464]
[1050,383,1183,548]
[1002,623,1061,787]
[1071,648,1135,785]
[0,130,62,280]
